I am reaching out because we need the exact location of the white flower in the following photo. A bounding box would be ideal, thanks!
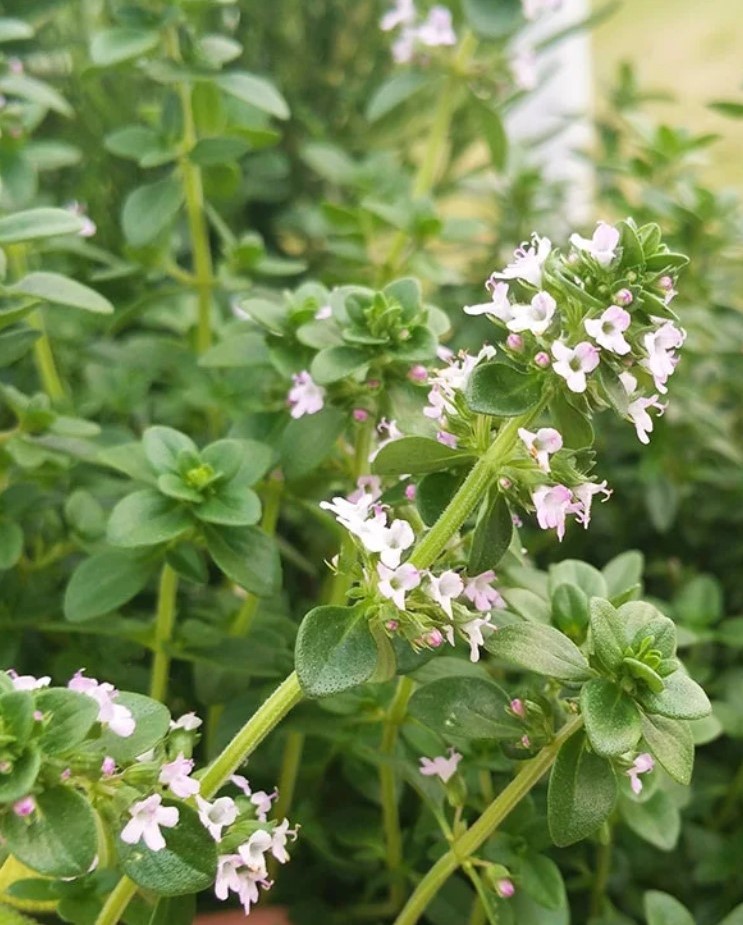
[214,854,270,915]
[159,753,200,799]
[461,615,493,662]
[573,481,612,528]
[510,46,537,91]
[507,291,556,336]
[570,221,620,267]
[347,475,383,504]
[417,6,456,47]
[270,818,298,864]
[320,494,375,537]
[368,518,416,569]
[121,795,178,852]
[522,0,563,18]
[518,426,563,472]
[238,829,273,873]
[419,747,462,783]
[584,305,631,355]
[377,562,421,610]
[287,371,325,418]
[489,233,551,287]
[68,671,135,738]
[640,320,685,394]
[464,281,512,319]
[196,795,239,842]
[170,712,202,732]
[426,570,464,618]
[8,671,50,691]
[314,304,332,320]
[532,485,581,542]
[381,0,416,31]
[620,372,666,444]
[627,753,654,795]
[463,571,506,612]
[551,341,600,393]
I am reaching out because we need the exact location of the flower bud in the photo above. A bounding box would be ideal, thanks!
[499,476,512,490]
[405,484,417,501]
[13,796,36,817]
[534,351,550,368]
[497,879,515,899]
[353,408,370,422]
[509,698,525,718]
[614,288,633,306]
[385,620,399,633]
[659,275,674,291]
[426,629,444,648]
[506,333,524,352]
[408,364,428,383]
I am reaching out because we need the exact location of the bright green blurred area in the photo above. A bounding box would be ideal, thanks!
[593,0,743,188]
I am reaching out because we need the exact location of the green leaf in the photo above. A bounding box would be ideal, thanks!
[193,487,261,526]
[638,670,711,720]
[603,550,644,600]
[469,490,512,574]
[203,524,281,596]
[0,74,72,117]
[622,789,680,851]
[640,713,694,785]
[0,787,97,877]
[551,583,589,638]
[280,407,346,481]
[486,623,593,681]
[549,560,607,599]
[0,747,40,802]
[122,179,184,248]
[0,328,40,366]
[366,71,429,122]
[215,71,290,120]
[202,438,272,485]
[618,219,644,268]
[189,137,251,166]
[643,891,695,925]
[295,605,379,697]
[465,362,543,417]
[0,208,84,244]
[35,689,100,755]
[0,19,34,42]
[120,801,217,896]
[463,0,521,36]
[408,677,521,740]
[474,100,508,171]
[619,601,677,658]
[548,733,617,846]
[100,692,170,763]
[142,426,197,475]
[719,904,743,925]
[0,521,23,569]
[90,28,160,67]
[64,549,153,622]
[589,597,626,673]
[581,679,642,757]
[0,691,34,745]
[708,100,743,119]
[310,345,368,385]
[198,332,269,368]
[372,436,476,476]
[7,272,113,314]
[107,490,191,548]
[520,854,565,911]
[550,392,594,449]
[98,443,157,485]
[416,471,464,527]
[148,895,196,925]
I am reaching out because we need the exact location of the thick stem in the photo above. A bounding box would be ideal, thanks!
[93,876,138,925]
[383,31,477,278]
[589,826,613,919]
[149,563,178,703]
[165,28,214,354]
[380,675,415,908]
[393,716,583,925]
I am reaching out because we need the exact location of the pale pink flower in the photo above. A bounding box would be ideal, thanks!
[510,46,538,91]
[13,796,36,817]
[629,393,666,444]
[405,484,417,501]
[196,795,238,842]
[417,6,457,47]
[518,426,562,472]
[641,320,685,394]
[419,747,462,783]
[215,854,245,901]
[464,281,512,319]
[377,519,416,569]
[121,795,178,852]
[68,671,135,737]
[461,615,493,662]
[534,350,550,368]
[464,571,506,612]
[426,628,445,648]
[436,431,458,448]
[347,475,383,504]
[101,756,116,777]
[506,333,524,351]
[573,480,612,528]
[170,712,202,732]
[551,341,600,393]
[251,790,277,823]
[497,878,516,898]
[270,819,298,864]
[377,562,421,610]
[238,829,273,872]
[8,671,50,691]
[614,288,633,306]
[287,371,325,418]
[532,484,581,541]
[408,364,428,382]
[159,753,200,799]
[381,0,416,31]
[570,221,620,267]
[490,233,551,287]
[426,569,464,618]
[627,753,654,795]
[584,305,631,355]
[507,291,556,336]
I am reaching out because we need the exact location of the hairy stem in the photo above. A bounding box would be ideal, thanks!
[380,675,416,909]
[393,715,583,925]
[149,563,178,703]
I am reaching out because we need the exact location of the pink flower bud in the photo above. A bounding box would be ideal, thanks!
[426,629,444,648]
[497,878,515,899]
[534,351,550,368]
[521,734,531,748]
[385,620,399,632]
[33,710,44,721]
[499,476,512,490]
[510,698,525,718]
[0,761,10,773]
[436,431,458,449]
[353,408,369,422]
[614,288,633,306]
[13,797,36,818]
[512,514,523,527]
[506,333,524,352]
[60,768,71,781]
[366,378,381,390]
[405,484,417,501]
[102,756,116,777]
[659,275,674,291]
[408,364,428,383]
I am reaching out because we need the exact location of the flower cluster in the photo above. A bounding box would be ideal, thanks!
[424,345,496,448]
[68,670,136,738]
[380,0,456,64]
[321,485,506,661]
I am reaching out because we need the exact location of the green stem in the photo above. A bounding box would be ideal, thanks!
[383,31,477,278]
[589,825,613,919]
[380,675,415,909]
[95,672,304,925]
[408,415,528,572]
[149,563,178,703]
[273,730,305,822]
[165,28,214,354]
[393,715,583,925]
